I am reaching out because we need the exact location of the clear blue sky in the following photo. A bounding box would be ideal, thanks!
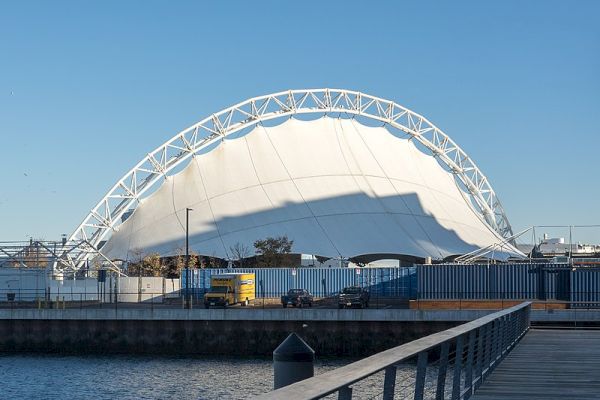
[1,1,599,244]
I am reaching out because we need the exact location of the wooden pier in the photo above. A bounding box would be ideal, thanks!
[472,329,600,400]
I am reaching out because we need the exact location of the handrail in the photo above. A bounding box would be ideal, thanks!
[254,302,531,400]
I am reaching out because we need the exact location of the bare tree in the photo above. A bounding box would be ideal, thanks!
[229,242,251,268]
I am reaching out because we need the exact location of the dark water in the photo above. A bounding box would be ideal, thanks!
[0,354,353,399]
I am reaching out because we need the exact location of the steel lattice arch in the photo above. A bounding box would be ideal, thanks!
[65,89,518,271]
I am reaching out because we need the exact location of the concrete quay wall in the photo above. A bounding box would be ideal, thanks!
[0,309,479,356]
[0,309,598,356]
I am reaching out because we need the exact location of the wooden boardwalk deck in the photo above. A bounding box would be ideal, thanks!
[472,329,600,400]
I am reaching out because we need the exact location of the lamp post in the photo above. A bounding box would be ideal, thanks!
[185,207,193,309]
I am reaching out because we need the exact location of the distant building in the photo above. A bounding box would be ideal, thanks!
[533,234,600,258]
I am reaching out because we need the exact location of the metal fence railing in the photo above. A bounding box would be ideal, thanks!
[0,289,180,309]
[0,289,410,310]
[254,302,531,400]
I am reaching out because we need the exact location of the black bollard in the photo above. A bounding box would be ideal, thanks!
[273,332,315,389]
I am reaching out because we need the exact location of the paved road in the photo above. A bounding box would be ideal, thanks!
[472,329,600,400]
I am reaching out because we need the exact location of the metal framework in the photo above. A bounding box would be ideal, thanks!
[67,89,514,270]
[2,240,123,275]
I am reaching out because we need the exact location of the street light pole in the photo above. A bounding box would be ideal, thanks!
[185,207,193,309]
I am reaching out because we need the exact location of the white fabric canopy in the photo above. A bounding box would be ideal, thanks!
[102,117,521,261]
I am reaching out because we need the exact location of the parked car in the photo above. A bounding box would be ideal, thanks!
[338,286,369,309]
[281,289,314,308]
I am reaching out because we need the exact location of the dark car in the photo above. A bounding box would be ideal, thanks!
[338,286,370,309]
[281,289,314,308]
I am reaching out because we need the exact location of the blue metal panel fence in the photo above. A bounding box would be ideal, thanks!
[571,268,600,308]
[417,263,569,300]
[181,267,417,299]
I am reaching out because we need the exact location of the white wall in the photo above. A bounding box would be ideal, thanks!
[117,277,180,303]
[0,268,46,301]
[48,278,99,302]
[165,278,180,298]
[0,269,181,303]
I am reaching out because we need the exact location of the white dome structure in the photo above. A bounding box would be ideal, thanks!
[68,89,522,268]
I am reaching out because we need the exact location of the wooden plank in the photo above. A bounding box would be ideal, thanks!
[472,329,600,400]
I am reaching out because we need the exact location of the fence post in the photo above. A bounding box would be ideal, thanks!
[414,351,428,400]
[435,341,450,400]
[338,386,352,400]
[451,335,464,400]
[382,365,397,400]
[495,318,502,363]
[464,330,476,398]
[475,326,484,389]
[490,320,498,366]
[484,322,492,378]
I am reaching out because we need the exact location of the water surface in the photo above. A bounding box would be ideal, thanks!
[0,354,351,399]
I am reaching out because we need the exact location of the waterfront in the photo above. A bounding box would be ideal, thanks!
[0,354,354,399]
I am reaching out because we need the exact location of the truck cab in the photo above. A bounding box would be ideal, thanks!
[203,273,255,308]
[204,286,232,307]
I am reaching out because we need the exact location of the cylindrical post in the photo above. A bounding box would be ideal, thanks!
[273,333,315,389]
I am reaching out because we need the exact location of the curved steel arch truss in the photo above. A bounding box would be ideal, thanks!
[68,89,514,268]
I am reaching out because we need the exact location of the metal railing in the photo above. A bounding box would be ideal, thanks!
[254,302,531,400]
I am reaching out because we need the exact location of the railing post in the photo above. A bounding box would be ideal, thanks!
[516,309,522,340]
[504,314,512,353]
[451,335,464,400]
[505,314,512,353]
[498,316,505,358]
[414,351,428,400]
[490,320,498,366]
[338,386,352,400]
[464,330,476,398]
[483,322,492,378]
[435,342,450,400]
[475,326,484,389]
[383,366,397,400]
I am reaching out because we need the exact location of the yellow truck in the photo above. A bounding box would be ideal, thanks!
[203,273,256,308]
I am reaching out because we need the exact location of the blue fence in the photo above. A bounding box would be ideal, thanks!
[179,263,600,305]
[571,268,600,308]
[418,263,598,302]
[181,267,417,298]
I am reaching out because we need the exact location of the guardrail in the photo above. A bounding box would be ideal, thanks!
[254,302,531,400]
